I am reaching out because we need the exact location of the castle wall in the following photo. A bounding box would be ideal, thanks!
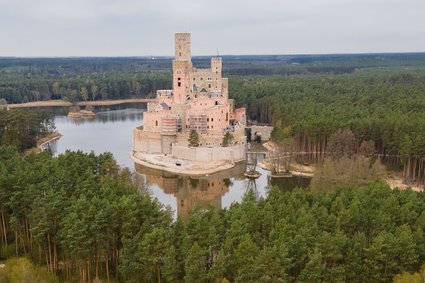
[134,128,246,162]
[234,108,246,126]
[172,144,245,162]
[247,125,274,141]
[172,60,191,104]
[156,90,174,106]
[211,57,222,84]
[134,32,247,165]
[143,112,164,132]
[185,101,229,134]
[133,128,162,153]
[221,78,229,100]
[161,134,177,155]
[190,68,220,94]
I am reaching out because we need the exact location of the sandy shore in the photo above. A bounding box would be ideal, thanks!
[37,132,62,150]
[258,157,315,178]
[131,152,235,176]
[262,141,425,190]
[7,98,155,108]
[386,176,424,192]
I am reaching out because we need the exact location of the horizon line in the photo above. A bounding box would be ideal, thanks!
[1,51,425,60]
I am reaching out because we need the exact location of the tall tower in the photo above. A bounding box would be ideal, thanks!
[211,57,222,91]
[175,33,191,61]
[173,33,192,104]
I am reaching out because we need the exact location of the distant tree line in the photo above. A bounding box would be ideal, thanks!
[2,53,425,104]
[0,72,171,104]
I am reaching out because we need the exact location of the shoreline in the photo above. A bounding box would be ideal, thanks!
[257,158,315,178]
[7,98,156,108]
[385,176,424,192]
[37,132,62,150]
[262,141,424,190]
[130,152,236,176]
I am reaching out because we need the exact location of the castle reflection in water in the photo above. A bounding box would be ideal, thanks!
[134,163,247,218]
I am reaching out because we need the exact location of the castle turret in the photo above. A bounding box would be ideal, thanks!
[175,33,191,61]
[211,57,222,91]
[173,33,192,104]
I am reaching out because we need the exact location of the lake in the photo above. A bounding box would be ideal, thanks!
[48,103,308,218]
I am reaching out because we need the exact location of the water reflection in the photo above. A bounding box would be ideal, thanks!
[23,102,147,118]
[64,108,145,125]
[135,163,246,218]
[270,176,311,192]
[49,105,310,219]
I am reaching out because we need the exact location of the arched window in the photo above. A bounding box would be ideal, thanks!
[155,120,158,126]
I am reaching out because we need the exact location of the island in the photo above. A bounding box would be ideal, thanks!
[132,33,247,175]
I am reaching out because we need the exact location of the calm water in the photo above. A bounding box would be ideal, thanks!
[49,104,307,217]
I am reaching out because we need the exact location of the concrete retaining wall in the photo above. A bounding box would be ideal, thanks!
[172,144,245,162]
[133,128,162,153]
[134,127,246,162]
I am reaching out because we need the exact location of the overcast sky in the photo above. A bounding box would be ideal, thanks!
[0,0,424,57]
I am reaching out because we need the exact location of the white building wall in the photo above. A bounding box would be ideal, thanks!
[172,144,245,162]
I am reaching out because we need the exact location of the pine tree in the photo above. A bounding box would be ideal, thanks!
[222,132,234,147]
[188,129,200,147]
[184,242,208,283]
[298,251,325,283]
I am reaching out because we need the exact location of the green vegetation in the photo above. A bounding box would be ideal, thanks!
[188,129,200,147]
[0,257,58,282]
[222,132,234,147]
[2,146,425,282]
[2,55,425,187]
[1,54,425,281]
[0,109,54,152]
[0,146,170,282]
[230,71,425,185]
[394,264,425,282]
[0,72,170,104]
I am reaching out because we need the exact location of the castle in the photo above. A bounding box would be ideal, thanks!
[132,33,246,173]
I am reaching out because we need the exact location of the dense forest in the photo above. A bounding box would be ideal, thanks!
[0,109,424,282]
[230,71,425,186]
[1,143,425,282]
[0,109,54,152]
[1,54,425,281]
[1,53,425,103]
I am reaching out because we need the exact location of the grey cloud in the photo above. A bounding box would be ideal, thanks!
[0,0,424,56]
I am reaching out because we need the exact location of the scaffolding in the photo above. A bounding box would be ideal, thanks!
[161,117,182,133]
[189,114,207,133]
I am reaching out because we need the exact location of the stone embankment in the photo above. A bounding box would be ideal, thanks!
[131,152,235,176]
[37,132,62,151]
